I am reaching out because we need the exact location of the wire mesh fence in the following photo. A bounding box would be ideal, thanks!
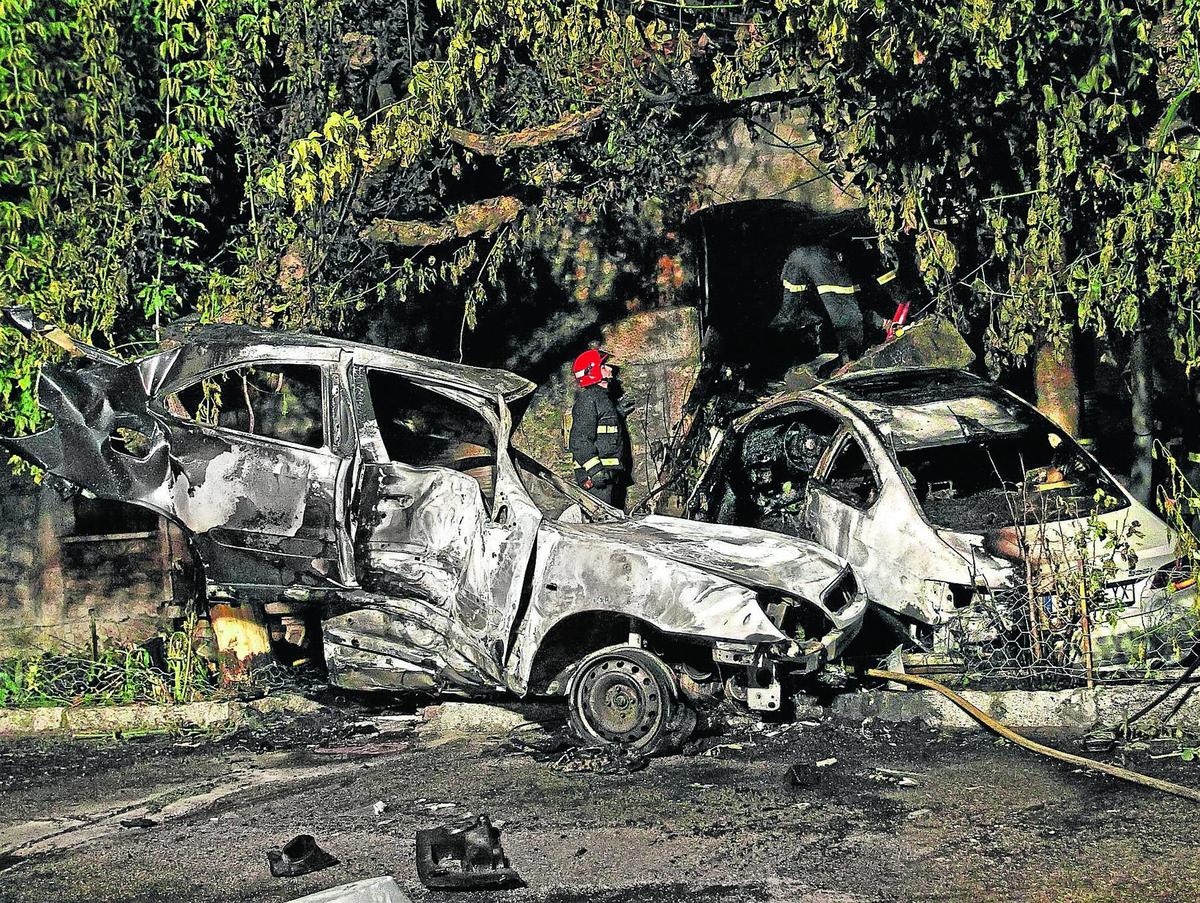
[937,563,1200,689]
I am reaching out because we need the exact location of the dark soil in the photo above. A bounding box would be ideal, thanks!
[1,702,1198,903]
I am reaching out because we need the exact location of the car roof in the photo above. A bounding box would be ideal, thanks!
[811,367,1040,449]
[815,368,996,406]
[161,323,537,402]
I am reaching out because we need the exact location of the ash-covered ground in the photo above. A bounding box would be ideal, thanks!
[1,698,1198,903]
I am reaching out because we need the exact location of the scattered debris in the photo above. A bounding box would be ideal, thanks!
[313,741,411,757]
[870,766,922,787]
[555,745,649,774]
[415,815,523,890]
[786,761,821,789]
[285,876,412,903]
[118,817,158,829]
[499,727,648,774]
[816,757,837,768]
[1083,729,1118,754]
[701,741,754,759]
[268,835,340,878]
[791,696,826,722]
[411,800,460,816]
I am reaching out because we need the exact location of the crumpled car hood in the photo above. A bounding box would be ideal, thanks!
[570,514,850,602]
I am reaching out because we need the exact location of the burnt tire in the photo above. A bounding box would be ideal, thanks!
[567,646,696,756]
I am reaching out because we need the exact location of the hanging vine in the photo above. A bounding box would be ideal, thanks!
[3,0,1196,438]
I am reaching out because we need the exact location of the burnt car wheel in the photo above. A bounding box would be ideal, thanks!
[567,646,695,755]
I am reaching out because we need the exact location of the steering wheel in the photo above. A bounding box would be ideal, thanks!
[782,421,826,473]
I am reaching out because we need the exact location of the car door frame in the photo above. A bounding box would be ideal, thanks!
[146,347,357,597]
[804,425,884,564]
[345,354,544,685]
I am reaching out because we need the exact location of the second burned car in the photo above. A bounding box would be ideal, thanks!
[1,309,866,753]
[681,368,1198,672]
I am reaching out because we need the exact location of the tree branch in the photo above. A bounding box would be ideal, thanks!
[446,108,603,155]
[360,195,524,246]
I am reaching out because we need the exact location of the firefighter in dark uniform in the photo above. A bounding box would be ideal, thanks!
[776,244,899,363]
[569,348,627,506]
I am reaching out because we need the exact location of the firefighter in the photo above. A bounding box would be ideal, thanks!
[569,348,627,506]
[776,244,897,363]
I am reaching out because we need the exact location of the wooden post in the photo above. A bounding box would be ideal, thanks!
[1078,574,1095,689]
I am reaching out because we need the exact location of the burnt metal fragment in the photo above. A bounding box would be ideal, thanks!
[119,817,159,829]
[786,761,822,789]
[268,834,340,878]
[414,814,523,890]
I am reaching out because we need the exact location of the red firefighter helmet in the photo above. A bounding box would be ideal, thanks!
[573,348,610,387]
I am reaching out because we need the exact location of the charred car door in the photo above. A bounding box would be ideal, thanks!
[0,314,355,596]
[804,430,882,567]
[320,363,542,694]
[805,427,954,619]
[150,353,356,594]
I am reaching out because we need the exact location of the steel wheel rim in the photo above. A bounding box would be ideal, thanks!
[577,656,664,745]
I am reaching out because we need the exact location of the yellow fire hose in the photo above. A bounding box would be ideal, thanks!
[865,669,1200,805]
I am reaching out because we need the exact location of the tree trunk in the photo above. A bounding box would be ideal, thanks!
[361,196,523,246]
[447,108,603,155]
[1129,328,1155,504]
[1033,339,1080,437]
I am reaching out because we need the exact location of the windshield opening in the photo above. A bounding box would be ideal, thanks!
[898,428,1128,532]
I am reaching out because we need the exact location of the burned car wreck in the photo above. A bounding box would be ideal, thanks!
[1,308,865,753]
[683,367,1198,672]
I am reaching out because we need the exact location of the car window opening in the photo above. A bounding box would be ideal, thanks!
[167,364,324,448]
[511,449,614,522]
[899,427,1128,532]
[516,462,578,520]
[704,408,840,536]
[366,369,497,506]
[821,436,879,508]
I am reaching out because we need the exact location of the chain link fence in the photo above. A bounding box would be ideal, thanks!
[937,562,1200,689]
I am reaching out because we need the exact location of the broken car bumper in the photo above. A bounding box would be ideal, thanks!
[712,590,869,712]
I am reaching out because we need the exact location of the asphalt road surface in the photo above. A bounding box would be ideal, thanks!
[1,700,1198,903]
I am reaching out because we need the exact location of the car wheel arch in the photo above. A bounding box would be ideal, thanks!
[522,610,702,696]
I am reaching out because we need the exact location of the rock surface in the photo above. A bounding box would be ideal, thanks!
[513,306,701,511]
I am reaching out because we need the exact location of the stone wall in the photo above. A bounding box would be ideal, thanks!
[513,305,701,511]
[0,472,181,654]
[696,104,862,214]
[0,473,43,626]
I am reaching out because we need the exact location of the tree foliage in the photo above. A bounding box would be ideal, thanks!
[747,1,1199,369]
[0,0,718,435]
[0,0,273,434]
[1,0,1197,438]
